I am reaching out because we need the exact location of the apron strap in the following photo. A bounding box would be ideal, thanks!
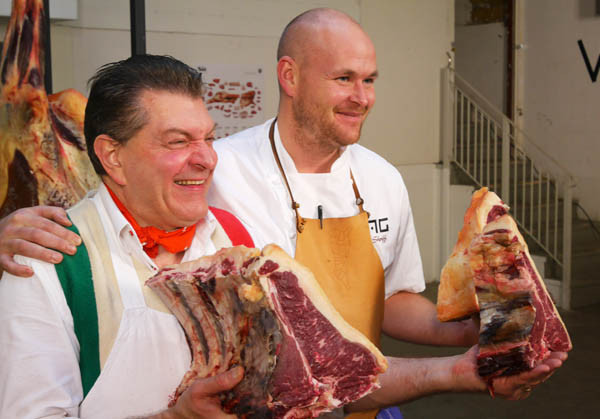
[209,206,255,247]
[55,217,101,398]
[268,119,368,228]
[268,119,306,233]
[349,171,366,214]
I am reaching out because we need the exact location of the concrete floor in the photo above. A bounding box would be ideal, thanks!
[379,286,600,419]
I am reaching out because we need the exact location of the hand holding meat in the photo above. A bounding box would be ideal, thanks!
[0,205,79,276]
[455,345,567,399]
[148,368,244,419]
[487,350,568,400]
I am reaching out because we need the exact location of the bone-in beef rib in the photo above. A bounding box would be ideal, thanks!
[147,244,387,418]
[436,188,572,381]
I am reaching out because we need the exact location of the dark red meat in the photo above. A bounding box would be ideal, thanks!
[147,245,386,418]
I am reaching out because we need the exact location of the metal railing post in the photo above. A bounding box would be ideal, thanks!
[441,67,454,168]
[562,182,573,310]
[440,67,454,271]
[501,116,511,203]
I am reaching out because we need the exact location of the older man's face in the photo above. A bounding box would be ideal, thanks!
[115,90,217,230]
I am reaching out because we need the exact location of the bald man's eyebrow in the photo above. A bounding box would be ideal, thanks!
[332,69,379,79]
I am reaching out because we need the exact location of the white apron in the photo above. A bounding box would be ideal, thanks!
[78,201,191,419]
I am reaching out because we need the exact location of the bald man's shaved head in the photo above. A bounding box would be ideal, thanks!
[275,7,377,156]
[276,8,363,61]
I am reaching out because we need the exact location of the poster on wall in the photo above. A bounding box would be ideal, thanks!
[197,64,265,139]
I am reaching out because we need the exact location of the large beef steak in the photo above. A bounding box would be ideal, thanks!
[147,244,387,418]
[437,188,572,380]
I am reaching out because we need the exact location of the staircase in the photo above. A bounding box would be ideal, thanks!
[569,216,600,308]
[440,67,600,309]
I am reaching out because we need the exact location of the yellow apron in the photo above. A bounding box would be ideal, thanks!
[269,122,384,419]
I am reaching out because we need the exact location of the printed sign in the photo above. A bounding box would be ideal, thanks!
[197,64,265,138]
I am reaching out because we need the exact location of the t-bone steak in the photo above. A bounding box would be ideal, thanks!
[436,188,572,382]
[146,244,387,418]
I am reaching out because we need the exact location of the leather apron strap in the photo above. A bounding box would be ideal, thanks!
[269,120,306,233]
[268,120,384,343]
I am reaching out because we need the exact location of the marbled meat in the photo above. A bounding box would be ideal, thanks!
[436,188,572,381]
[147,244,387,418]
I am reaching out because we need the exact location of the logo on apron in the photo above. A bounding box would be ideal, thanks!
[369,217,389,243]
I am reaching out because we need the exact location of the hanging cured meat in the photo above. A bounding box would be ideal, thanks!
[147,244,387,418]
[437,188,572,381]
[0,0,99,218]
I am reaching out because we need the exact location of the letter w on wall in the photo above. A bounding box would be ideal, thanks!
[578,40,600,82]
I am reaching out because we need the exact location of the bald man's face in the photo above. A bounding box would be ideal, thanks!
[292,24,377,148]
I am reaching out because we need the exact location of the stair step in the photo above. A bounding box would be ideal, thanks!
[571,248,600,280]
[571,283,600,309]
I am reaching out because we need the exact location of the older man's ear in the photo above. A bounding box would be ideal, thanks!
[93,135,126,186]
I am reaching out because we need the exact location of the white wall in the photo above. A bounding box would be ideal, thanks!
[520,0,600,219]
[360,1,454,165]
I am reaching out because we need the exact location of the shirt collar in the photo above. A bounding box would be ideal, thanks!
[95,183,217,267]
[273,120,349,174]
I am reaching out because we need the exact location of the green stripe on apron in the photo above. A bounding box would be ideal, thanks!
[55,218,100,398]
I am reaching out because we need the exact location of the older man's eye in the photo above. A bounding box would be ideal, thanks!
[169,139,187,146]
[337,76,350,82]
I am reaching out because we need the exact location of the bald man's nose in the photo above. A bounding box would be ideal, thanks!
[351,82,370,108]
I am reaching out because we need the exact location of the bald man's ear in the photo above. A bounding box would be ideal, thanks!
[94,135,127,186]
[277,56,298,98]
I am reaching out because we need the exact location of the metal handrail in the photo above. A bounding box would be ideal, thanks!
[440,67,576,309]
[453,72,576,182]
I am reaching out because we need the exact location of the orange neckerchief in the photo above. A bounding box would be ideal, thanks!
[105,184,197,259]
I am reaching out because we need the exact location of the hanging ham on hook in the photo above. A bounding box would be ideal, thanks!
[0,0,99,218]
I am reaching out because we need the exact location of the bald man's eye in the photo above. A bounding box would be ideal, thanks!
[336,76,350,82]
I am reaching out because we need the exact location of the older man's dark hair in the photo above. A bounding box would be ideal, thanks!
[84,54,204,175]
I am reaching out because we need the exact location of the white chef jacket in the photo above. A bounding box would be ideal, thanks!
[209,118,425,298]
[0,184,227,418]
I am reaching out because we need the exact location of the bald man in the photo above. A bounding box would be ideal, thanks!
[0,8,567,418]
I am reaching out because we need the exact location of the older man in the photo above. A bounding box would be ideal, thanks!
[0,55,253,418]
[0,8,566,418]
